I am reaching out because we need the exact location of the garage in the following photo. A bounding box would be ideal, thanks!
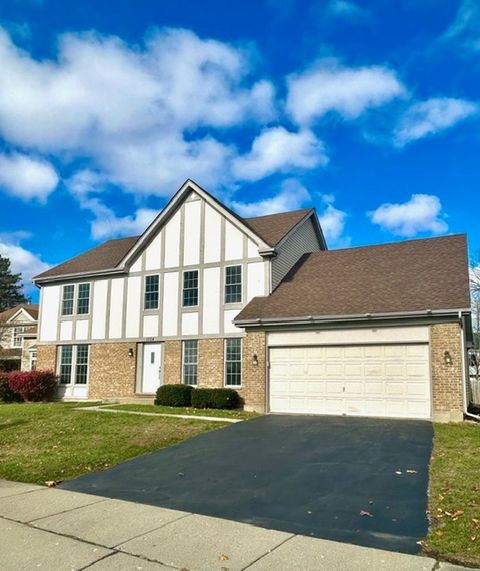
[268,328,432,420]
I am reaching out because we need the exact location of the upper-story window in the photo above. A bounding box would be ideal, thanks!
[12,326,26,348]
[61,285,75,316]
[144,275,159,310]
[225,265,242,304]
[183,270,198,307]
[77,283,91,315]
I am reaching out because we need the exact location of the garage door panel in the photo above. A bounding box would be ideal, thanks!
[269,343,431,420]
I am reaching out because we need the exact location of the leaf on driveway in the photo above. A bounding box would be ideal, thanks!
[218,554,229,561]
[360,510,373,517]
[395,470,402,475]
[406,469,417,474]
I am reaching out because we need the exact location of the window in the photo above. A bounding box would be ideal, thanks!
[144,275,159,310]
[59,345,90,385]
[183,340,198,386]
[62,285,75,316]
[225,265,242,304]
[29,350,37,371]
[225,338,242,386]
[183,270,198,307]
[12,326,26,348]
[59,346,73,384]
[77,283,90,315]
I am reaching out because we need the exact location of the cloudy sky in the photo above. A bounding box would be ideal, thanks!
[0,0,478,299]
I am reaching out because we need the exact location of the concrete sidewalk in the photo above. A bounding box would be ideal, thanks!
[0,480,471,571]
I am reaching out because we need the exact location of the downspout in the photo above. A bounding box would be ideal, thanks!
[460,312,480,421]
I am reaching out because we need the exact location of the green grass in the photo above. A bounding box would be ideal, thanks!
[102,403,260,420]
[425,422,480,567]
[0,402,228,485]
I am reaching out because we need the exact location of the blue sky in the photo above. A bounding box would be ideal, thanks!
[0,0,479,301]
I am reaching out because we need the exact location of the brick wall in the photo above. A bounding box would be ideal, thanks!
[163,340,182,384]
[241,331,267,412]
[430,323,464,422]
[198,338,224,388]
[89,343,137,399]
[36,345,56,370]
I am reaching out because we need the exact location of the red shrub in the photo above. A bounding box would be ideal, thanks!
[0,372,23,402]
[8,370,57,402]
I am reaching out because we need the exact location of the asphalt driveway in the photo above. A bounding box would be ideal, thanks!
[61,415,433,554]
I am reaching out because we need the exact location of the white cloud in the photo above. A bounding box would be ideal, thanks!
[231,179,311,217]
[318,194,348,246]
[369,194,448,237]
[326,0,367,19]
[286,58,405,125]
[441,0,480,52]
[232,127,328,182]
[0,26,277,196]
[91,208,157,240]
[393,97,478,146]
[0,152,58,201]
[0,235,50,292]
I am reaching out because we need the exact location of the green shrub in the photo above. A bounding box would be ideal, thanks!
[0,372,23,403]
[155,384,193,407]
[191,388,240,410]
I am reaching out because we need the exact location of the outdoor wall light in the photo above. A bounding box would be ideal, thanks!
[128,348,134,358]
[444,350,452,365]
[252,353,259,366]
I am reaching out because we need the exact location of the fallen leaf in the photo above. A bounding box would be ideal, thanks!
[45,481,58,487]
[360,510,373,517]
[406,469,417,474]
[218,555,229,561]
[395,470,402,475]
[368,500,374,505]
[451,510,464,519]
[471,536,477,542]
[435,530,444,536]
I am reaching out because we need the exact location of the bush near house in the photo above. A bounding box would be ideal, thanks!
[8,370,57,402]
[0,372,23,403]
[191,388,240,410]
[155,384,193,407]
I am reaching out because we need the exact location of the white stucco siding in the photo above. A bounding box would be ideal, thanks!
[183,199,201,266]
[91,280,108,339]
[145,233,162,271]
[59,320,73,341]
[75,320,89,341]
[125,276,141,338]
[39,285,60,342]
[246,261,266,302]
[204,204,222,263]
[163,272,179,336]
[202,267,220,334]
[109,278,125,339]
[164,210,181,268]
[143,315,159,338]
[225,221,244,260]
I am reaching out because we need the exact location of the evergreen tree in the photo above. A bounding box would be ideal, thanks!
[0,255,29,312]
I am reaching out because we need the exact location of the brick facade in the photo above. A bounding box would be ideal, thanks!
[430,322,465,422]
[88,343,137,399]
[240,331,267,412]
[198,338,224,388]
[163,341,182,385]
[36,345,57,370]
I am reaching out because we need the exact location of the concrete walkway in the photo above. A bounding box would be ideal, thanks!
[0,480,472,571]
[76,404,242,423]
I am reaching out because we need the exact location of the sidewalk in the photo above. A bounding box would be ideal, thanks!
[0,479,472,571]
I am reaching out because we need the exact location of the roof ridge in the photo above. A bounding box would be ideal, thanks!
[243,208,313,222]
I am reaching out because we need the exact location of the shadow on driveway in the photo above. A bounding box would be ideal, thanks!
[60,414,433,554]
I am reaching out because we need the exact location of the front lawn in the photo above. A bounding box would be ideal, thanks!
[0,402,228,485]
[102,403,260,420]
[425,422,480,567]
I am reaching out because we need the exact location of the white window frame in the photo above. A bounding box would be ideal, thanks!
[61,284,75,316]
[76,283,91,315]
[182,339,198,386]
[144,274,160,310]
[182,269,199,308]
[57,345,90,386]
[11,326,26,348]
[224,337,242,388]
[29,349,37,371]
[224,265,242,304]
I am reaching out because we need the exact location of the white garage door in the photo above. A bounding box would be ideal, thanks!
[269,344,431,420]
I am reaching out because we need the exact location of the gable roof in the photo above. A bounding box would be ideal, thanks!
[34,180,323,283]
[234,234,471,324]
[0,304,39,323]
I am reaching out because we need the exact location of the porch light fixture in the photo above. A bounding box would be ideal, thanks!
[443,350,452,365]
[252,353,259,366]
[128,348,134,358]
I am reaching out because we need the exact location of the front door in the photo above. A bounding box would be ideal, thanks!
[141,343,163,393]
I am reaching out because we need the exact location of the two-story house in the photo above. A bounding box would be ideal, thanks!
[33,180,472,422]
[0,304,39,371]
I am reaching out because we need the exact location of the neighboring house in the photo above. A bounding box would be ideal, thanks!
[0,304,39,372]
[33,180,472,422]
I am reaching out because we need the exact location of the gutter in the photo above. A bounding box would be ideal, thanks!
[33,267,126,286]
[234,308,473,328]
[461,312,480,421]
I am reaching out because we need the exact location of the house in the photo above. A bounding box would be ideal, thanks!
[33,180,472,421]
[0,304,39,372]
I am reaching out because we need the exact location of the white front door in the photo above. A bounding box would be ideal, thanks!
[141,343,163,393]
[269,344,431,420]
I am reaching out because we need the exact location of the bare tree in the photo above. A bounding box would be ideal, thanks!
[470,251,480,346]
